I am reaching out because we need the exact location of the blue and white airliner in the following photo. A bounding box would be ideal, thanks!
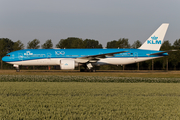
[2,23,171,72]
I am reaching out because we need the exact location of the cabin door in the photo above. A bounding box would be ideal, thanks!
[134,52,138,59]
[47,53,51,59]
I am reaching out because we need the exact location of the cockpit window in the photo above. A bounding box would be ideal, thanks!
[6,55,10,57]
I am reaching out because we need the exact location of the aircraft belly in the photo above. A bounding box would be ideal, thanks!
[99,58,136,65]
[8,59,60,66]
[97,57,160,65]
[8,58,76,66]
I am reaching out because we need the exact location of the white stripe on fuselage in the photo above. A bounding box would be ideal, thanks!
[7,57,161,66]
[95,57,160,65]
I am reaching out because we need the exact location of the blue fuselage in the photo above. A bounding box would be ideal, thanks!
[2,49,167,64]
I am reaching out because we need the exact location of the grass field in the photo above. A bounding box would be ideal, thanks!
[0,70,180,119]
[1,82,180,119]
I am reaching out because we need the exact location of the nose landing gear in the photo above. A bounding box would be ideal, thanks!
[13,65,20,72]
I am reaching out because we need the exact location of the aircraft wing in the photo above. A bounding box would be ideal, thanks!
[147,50,177,56]
[75,51,128,63]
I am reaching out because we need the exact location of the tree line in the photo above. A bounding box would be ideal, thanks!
[1,37,180,70]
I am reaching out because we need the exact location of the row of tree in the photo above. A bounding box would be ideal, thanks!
[1,37,180,70]
[26,38,103,49]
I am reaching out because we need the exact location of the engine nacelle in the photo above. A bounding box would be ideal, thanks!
[60,59,77,70]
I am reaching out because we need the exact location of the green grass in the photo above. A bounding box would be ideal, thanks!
[0,82,180,119]
[1,75,180,83]
[0,71,180,119]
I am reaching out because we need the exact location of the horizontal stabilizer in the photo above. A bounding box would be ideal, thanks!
[147,50,177,56]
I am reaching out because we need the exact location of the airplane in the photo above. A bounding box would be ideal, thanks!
[2,23,171,72]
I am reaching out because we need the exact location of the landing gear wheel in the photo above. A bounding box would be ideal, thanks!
[16,69,20,72]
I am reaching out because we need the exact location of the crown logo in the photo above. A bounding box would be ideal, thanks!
[151,36,158,40]
[24,51,33,55]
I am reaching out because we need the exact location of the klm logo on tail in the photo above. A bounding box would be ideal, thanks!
[147,36,161,44]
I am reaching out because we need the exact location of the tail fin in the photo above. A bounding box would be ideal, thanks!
[139,23,169,51]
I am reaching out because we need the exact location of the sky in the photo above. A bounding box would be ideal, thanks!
[1,0,180,48]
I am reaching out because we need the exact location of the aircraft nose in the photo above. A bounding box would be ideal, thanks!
[2,56,8,62]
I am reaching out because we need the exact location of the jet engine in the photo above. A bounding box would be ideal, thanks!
[60,59,78,70]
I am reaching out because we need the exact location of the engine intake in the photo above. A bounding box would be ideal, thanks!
[60,59,77,70]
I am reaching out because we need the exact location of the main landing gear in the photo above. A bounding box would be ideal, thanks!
[80,63,96,72]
